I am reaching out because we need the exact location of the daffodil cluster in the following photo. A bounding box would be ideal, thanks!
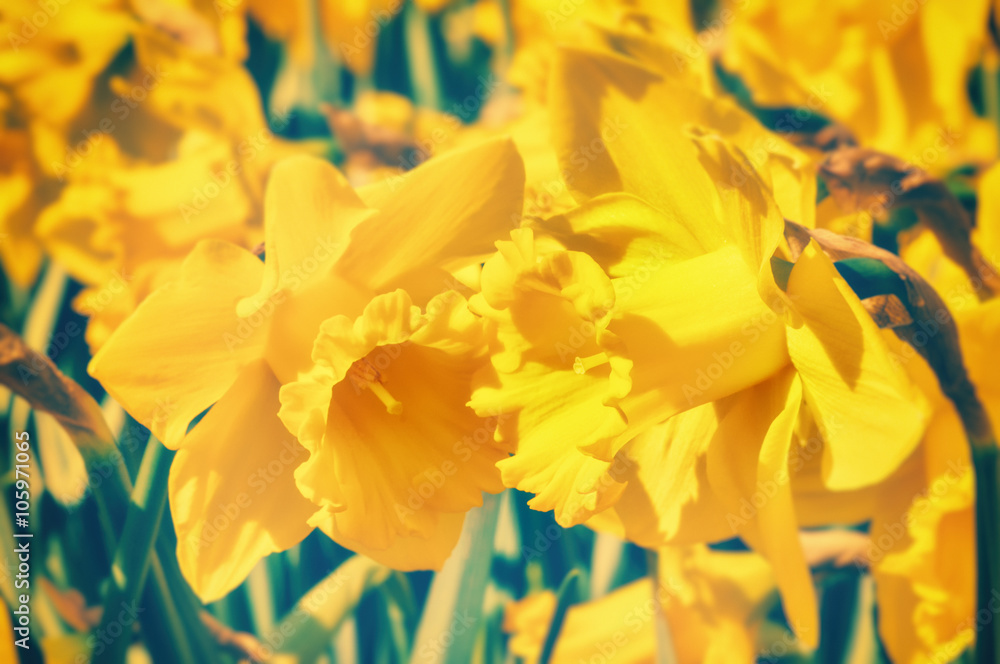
[5,1,1000,662]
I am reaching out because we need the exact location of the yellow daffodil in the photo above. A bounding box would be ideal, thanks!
[35,130,269,351]
[861,161,1000,663]
[869,392,977,664]
[721,0,997,164]
[504,545,779,664]
[0,0,132,170]
[471,43,931,647]
[131,0,249,61]
[89,138,525,601]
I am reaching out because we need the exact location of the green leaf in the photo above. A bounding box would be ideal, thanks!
[832,257,909,302]
[273,555,391,663]
[771,256,794,292]
[409,493,502,664]
[537,568,585,664]
[94,438,180,664]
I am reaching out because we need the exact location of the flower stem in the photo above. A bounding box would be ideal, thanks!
[970,429,1000,664]
[404,3,443,111]
[94,438,179,664]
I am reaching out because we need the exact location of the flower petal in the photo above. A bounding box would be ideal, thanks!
[89,240,265,448]
[587,404,734,548]
[549,47,723,248]
[610,244,789,437]
[241,155,374,316]
[170,359,315,603]
[335,137,526,291]
[281,291,504,562]
[310,510,467,571]
[531,192,707,278]
[785,241,930,490]
[706,368,818,648]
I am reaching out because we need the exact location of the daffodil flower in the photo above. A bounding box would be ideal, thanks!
[0,0,132,173]
[720,0,996,165]
[90,137,525,601]
[471,44,931,647]
[503,545,779,664]
[36,131,265,351]
[862,166,1000,663]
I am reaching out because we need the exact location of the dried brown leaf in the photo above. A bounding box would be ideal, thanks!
[0,323,116,457]
[819,146,1000,298]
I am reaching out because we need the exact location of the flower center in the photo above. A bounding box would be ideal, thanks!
[573,352,610,375]
[347,358,403,415]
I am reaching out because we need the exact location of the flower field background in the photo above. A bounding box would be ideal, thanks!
[2,0,1000,662]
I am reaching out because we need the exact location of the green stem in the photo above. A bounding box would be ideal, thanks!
[404,3,443,111]
[274,555,392,660]
[538,569,584,664]
[973,438,1000,664]
[409,493,502,664]
[153,527,219,663]
[94,438,173,664]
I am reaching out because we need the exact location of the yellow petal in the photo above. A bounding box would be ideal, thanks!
[660,545,779,664]
[872,402,975,664]
[586,405,734,548]
[335,137,526,291]
[955,298,1000,396]
[550,47,722,248]
[977,164,1000,262]
[531,192,708,278]
[89,240,266,448]
[611,244,789,435]
[280,290,504,563]
[0,597,17,660]
[310,509,467,572]
[470,239,631,525]
[241,154,373,316]
[706,368,818,648]
[170,360,315,603]
[785,241,930,490]
[687,132,784,275]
